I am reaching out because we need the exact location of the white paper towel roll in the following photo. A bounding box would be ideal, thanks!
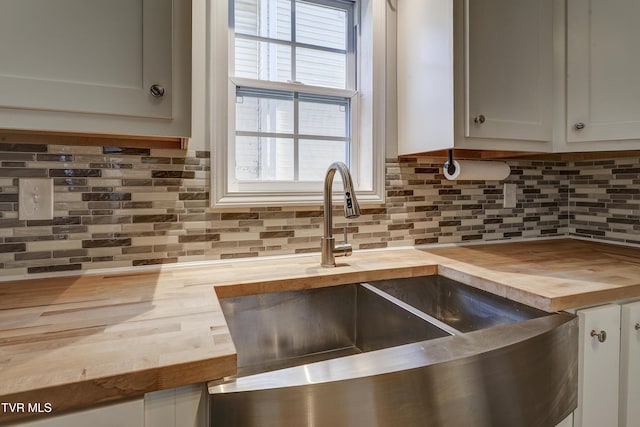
[443,160,510,181]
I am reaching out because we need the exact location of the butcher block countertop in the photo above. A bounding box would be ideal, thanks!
[427,238,640,311]
[1,238,640,422]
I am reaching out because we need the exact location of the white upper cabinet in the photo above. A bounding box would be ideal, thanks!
[0,0,191,138]
[398,0,640,157]
[397,0,554,156]
[397,0,454,155]
[464,0,553,143]
[566,0,640,148]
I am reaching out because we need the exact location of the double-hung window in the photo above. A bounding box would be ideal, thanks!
[210,0,386,207]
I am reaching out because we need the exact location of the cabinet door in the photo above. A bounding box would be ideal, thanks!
[556,413,573,427]
[465,0,553,142]
[567,0,640,142]
[575,304,621,427]
[397,0,454,155]
[145,384,207,427]
[620,301,640,427]
[0,0,172,119]
[13,398,144,427]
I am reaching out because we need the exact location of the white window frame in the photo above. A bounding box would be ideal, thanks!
[209,0,386,208]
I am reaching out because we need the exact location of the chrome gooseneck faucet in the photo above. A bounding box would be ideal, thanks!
[321,161,361,267]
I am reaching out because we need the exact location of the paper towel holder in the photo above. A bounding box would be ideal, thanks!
[445,149,456,175]
[442,150,511,181]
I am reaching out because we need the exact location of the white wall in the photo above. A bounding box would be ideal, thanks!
[190,0,208,152]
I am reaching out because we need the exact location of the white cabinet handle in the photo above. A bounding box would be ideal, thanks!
[591,329,607,343]
[635,323,639,331]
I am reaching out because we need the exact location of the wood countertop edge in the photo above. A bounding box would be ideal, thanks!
[0,353,237,424]
[435,261,640,312]
[434,264,555,312]
[547,285,640,312]
[212,263,440,298]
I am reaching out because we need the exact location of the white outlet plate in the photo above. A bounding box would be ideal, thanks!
[19,178,54,220]
[503,183,517,208]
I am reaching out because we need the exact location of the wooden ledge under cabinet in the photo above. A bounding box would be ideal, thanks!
[399,148,640,161]
[397,148,542,160]
[0,129,188,150]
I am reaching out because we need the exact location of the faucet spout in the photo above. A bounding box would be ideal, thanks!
[321,161,361,267]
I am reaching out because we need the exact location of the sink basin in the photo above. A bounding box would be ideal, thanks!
[218,283,450,377]
[368,275,547,333]
[210,275,578,427]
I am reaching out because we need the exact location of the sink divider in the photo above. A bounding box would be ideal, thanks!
[359,282,463,336]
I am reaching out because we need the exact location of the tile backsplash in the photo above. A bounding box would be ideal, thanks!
[0,141,635,276]
[567,157,640,245]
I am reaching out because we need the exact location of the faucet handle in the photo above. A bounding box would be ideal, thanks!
[333,227,353,258]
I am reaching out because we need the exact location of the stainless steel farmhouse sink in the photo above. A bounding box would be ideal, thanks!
[209,276,578,427]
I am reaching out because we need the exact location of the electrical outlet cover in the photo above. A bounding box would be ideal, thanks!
[19,178,54,220]
[503,183,517,209]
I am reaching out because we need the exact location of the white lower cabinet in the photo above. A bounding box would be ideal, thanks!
[556,414,573,427]
[144,384,208,427]
[619,301,640,427]
[11,384,207,427]
[12,398,144,427]
[576,304,621,427]
[569,301,640,427]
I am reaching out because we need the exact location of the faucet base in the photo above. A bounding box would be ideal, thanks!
[321,237,335,268]
[321,237,353,267]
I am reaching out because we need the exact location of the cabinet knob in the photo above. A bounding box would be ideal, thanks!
[474,115,486,124]
[574,122,586,130]
[635,323,640,331]
[590,329,607,343]
[150,84,165,98]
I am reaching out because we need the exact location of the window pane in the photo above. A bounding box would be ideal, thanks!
[237,95,294,133]
[299,139,348,181]
[296,47,346,88]
[235,136,260,180]
[296,1,347,50]
[235,0,292,41]
[235,38,292,82]
[236,136,294,181]
[299,99,347,137]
